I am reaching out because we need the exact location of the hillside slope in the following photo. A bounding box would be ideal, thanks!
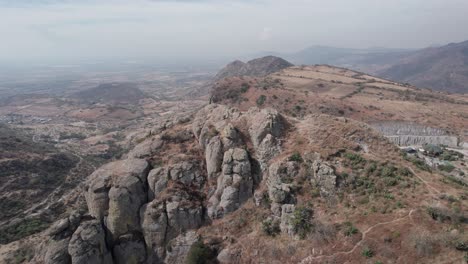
[376,41,468,93]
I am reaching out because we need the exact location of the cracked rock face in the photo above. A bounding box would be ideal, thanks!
[248,108,284,169]
[68,220,113,264]
[164,231,199,264]
[192,104,242,150]
[84,158,150,225]
[248,108,284,149]
[267,159,300,205]
[279,204,296,237]
[208,148,253,218]
[312,160,337,198]
[140,195,204,262]
[44,238,71,264]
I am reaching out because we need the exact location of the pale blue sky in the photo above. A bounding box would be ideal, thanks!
[1,0,468,63]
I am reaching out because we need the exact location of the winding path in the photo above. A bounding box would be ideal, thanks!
[300,210,415,263]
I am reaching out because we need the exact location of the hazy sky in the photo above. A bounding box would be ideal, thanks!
[1,0,468,63]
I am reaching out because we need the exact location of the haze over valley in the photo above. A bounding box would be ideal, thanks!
[0,1,467,264]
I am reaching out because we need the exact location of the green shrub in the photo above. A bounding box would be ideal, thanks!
[262,219,280,236]
[344,152,366,168]
[0,218,50,244]
[438,163,455,173]
[362,247,374,258]
[289,152,303,162]
[186,241,215,264]
[405,156,431,172]
[343,222,359,236]
[240,83,250,93]
[256,95,267,106]
[292,207,313,239]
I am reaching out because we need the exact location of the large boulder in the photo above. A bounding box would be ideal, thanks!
[169,161,204,187]
[208,148,253,218]
[164,231,199,264]
[192,104,241,149]
[248,108,284,149]
[205,136,224,179]
[127,136,163,159]
[312,160,337,198]
[267,159,300,205]
[147,167,169,201]
[140,188,204,262]
[44,239,71,264]
[68,220,113,264]
[84,158,150,239]
[248,108,284,170]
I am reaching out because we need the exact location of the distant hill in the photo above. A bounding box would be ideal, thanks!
[254,41,468,93]
[214,56,293,80]
[375,41,468,93]
[71,83,146,104]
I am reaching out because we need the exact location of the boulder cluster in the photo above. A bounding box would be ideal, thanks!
[38,104,338,264]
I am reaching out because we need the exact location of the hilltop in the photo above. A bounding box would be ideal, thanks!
[266,41,468,93]
[71,83,147,104]
[375,40,468,93]
[214,56,293,80]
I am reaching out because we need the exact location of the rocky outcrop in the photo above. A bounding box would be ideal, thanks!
[140,186,204,262]
[68,220,113,264]
[267,159,300,210]
[248,108,284,169]
[311,160,337,198]
[164,231,199,264]
[37,104,291,263]
[84,159,150,240]
[208,148,253,218]
[206,136,224,179]
[127,136,163,159]
[279,204,296,237]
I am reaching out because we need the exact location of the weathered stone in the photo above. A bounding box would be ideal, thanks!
[127,137,163,159]
[169,161,204,187]
[44,239,71,264]
[147,167,169,201]
[312,160,337,198]
[206,136,224,179]
[208,148,253,218]
[84,159,149,221]
[47,218,69,237]
[266,159,299,205]
[248,108,284,149]
[141,196,204,262]
[84,159,150,241]
[165,231,199,264]
[68,220,113,264]
[112,234,147,264]
[279,204,296,237]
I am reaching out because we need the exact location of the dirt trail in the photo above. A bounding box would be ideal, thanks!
[300,210,415,263]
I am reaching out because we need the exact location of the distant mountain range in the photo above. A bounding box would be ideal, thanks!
[255,40,468,93]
